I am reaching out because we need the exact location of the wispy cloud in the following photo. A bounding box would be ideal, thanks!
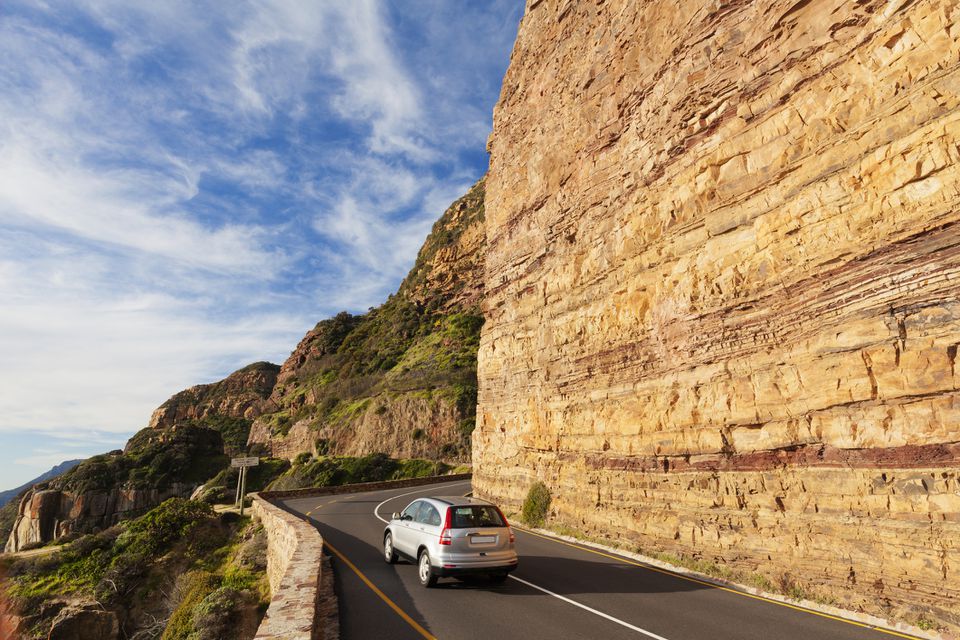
[0,0,522,489]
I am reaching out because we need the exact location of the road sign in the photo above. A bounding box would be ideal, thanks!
[231,456,260,468]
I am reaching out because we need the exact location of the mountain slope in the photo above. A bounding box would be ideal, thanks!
[248,177,487,461]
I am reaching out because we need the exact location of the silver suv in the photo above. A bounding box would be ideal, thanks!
[383,496,519,587]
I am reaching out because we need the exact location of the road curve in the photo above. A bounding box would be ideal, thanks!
[278,480,920,640]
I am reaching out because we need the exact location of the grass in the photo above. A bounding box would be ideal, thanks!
[162,571,219,640]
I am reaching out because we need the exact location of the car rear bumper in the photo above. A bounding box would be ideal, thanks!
[434,557,519,577]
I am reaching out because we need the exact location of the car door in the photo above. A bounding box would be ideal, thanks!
[393,500,423,556]
[414,502,442,551]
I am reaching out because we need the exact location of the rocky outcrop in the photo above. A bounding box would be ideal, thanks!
[47,605,120,640]
[397,179,486,312]
[5,425,226,552]
[4,484,188,553]
[252,391,469,461]
[474,0,960,630]
[149,361,280,429]
[249,180,486,461]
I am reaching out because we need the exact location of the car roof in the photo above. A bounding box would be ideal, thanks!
[423,496,494,507]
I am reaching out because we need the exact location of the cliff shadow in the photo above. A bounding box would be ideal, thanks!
[502,554,709,596]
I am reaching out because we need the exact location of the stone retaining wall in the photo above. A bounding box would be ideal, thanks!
[252,473,471,639]
[251,495,327,640]
[258,473,472,501]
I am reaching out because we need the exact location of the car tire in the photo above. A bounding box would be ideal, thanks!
[490,572,508,584]
[383,533,398,564]
[418,550,438,587]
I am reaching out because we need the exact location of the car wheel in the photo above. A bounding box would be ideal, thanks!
[490,572,508,584]
[383,533,398,564]
[418,550,438,587]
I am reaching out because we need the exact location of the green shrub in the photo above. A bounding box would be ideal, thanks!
[161,571,219,640]
[522,481,551,527]
[186,415,253,457]
[191,586,257,640]
[222,564,258,591]
[121,498,214,555]
[394,459,448,478]
[315,438,330,456]
[269,454,450,491]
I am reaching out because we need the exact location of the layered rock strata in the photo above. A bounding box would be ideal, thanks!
[474,0,960,629]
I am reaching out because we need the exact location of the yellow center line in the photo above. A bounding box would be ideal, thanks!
[514,527,921,640]
[323,539,438,640]
[304,499,337,518]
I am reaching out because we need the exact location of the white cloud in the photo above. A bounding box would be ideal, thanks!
[0,239,308,434]
[0,145,282,275]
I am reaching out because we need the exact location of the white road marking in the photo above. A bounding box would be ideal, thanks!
[509,575,671,640]
[373,481,472,523]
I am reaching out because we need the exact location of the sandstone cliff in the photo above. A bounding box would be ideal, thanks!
[248,178,486,461]
[474,0,960,630]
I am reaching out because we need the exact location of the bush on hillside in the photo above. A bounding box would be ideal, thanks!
[522,481,551,528]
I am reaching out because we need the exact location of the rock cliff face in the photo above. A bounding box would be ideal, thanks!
[149,361,279,431]
[4,483,188,553]
[474,0,960,628]
[249,179,486,461]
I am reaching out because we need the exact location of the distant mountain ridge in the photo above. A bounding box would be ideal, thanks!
[0,459,84,507]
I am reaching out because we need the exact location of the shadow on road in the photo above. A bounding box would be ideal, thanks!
[315,514,439,640]
[507,554,709,596]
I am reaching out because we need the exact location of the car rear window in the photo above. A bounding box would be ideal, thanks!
[448,506,506,528]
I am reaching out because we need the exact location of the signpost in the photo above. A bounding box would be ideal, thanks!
[231,457,259,515]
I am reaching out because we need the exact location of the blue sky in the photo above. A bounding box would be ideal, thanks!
[0,0,523,491]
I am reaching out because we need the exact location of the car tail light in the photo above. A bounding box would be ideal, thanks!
[496,508,516,544]
[439,507,453,545]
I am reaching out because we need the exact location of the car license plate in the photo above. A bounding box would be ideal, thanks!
[470,535,496,544]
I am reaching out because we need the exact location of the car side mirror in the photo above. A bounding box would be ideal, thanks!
[391,512,400,521]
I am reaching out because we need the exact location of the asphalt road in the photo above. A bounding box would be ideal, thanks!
[279,480,920,640]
